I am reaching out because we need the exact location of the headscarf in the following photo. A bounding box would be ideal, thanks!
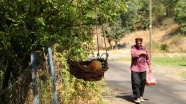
[135,38,143,43]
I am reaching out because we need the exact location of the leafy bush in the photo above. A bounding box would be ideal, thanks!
[174,0,186,35]
[145,41,169,53]
[0,0,127,103]
[160,44,169,52]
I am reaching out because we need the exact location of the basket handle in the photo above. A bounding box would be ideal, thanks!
[99,53,109,61]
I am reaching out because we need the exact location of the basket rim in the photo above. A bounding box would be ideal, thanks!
[67,59,109,81]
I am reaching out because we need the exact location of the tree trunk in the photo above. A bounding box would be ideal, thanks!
[166,7,169,17]
[1,61,13,103]
[114,41,118,49]
[108,40,113,49]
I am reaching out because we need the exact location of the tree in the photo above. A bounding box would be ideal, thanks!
[105,16,127,49]
[159,0,178,17]
[121,0,139,31]
[137,0,150,30]
[104,0,139,49]
[0,0,127,103]
[174,0,186,35]
[151,0,179,27]
[136,0,179,28]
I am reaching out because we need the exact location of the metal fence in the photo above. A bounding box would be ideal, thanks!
[0,48,61,104]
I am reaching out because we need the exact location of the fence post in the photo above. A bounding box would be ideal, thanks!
[31,52,39,104]
[48,48,58,104]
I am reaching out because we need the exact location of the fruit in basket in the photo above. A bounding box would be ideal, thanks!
[88,60,102,70]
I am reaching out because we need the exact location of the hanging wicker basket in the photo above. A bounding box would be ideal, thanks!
[67,58,109,81]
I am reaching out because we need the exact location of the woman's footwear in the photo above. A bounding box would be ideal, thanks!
[134,98,141,103]
[140,97,145,102]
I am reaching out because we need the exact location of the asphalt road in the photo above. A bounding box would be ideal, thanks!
[104,61,186,104]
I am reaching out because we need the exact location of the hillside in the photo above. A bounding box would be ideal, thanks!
[93,24,186,53]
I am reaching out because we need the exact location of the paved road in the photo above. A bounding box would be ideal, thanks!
[104,61,186,104]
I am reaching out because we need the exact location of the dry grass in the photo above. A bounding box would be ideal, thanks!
[93,23,186,54]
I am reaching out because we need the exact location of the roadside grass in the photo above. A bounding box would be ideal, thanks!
[152,55,186,67]
[113,54,186,79]
[106,47,185,68]
[181,72,186,79]
[113,55,186,67]
[152,55,186,80]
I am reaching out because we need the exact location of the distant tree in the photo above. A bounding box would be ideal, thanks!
[137,0,179,28]
[159,0,179,17]
[152,0,166,26]
[104,16,127,49]
[152,0,179,27]
[121,0,139,31]
[104,0,142,49]
[174,0,186,35]
[136,0,149,30]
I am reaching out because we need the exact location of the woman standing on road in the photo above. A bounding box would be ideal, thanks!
[130,38,152,103]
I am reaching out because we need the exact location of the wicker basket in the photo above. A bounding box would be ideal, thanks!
[67,58,109,81]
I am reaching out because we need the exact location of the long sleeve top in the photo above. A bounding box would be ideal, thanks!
[130,45,151,72]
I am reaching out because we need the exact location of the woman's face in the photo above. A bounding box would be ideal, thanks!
[136,40,142,47]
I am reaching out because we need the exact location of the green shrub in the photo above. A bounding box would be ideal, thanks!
[174,0,186,35]
[160,44,169,52]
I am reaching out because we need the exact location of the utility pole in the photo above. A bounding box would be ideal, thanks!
[149,0,152,61]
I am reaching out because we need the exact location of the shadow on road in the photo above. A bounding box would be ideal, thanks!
[116,95,134,103]
[116,94,150,104]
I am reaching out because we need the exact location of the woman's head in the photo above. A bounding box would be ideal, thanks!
[135,38,143,47]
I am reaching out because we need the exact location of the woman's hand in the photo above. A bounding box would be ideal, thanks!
[149,68,152,73]
[138,51,147,56]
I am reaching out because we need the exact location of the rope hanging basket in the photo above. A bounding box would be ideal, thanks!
[67,58,109,81]
[67,0,109,81]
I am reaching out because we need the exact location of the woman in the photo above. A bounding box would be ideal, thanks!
[130,38,152,103]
